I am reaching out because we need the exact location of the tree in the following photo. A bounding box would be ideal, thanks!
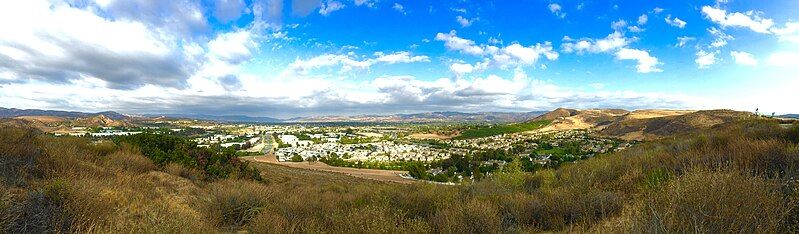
[290,153,303,162]
[407,163,429,180]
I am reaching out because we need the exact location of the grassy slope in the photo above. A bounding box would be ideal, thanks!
[454,120,552,140]
[1,119,799,233]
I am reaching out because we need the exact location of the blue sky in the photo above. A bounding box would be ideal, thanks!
[0,0,797,118]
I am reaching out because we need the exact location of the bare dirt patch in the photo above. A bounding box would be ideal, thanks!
[243,155,414,184]
[407,133,454,140]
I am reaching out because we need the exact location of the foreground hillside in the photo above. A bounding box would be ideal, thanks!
[2,120,799,232]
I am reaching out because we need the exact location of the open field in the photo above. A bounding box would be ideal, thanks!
[454,120,551,139]
[407,133,455,140]
[243,155,413,184]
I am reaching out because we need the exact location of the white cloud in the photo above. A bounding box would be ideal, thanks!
[652,7,664,14]
[676,36,695,47]
[374,51,430,64]
[285,51,430,75]
[207,30,258,64]
[435,30,485,55]
[611,20,628,31]
[456,16,478,27]
[708,27,734,48]
[628,26,644,33]
[665,15,687,28]
[730,51,757,66]
[615,48,663,73]
[354,0,377,8]
[638,14,649,25]
[449,63,477,75]
[435,31,557,70]
[548,3,566,18]
[501,43,558,65]
[701,6,774,33]
[695,50,718,69]
[767,52,799,67]
[392,3,405,14]
[562,31,631,53]
[319,0,345,16]
[771,22,799,43]
[0,0,194,89]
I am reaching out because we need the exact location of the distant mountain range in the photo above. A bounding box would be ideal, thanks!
[288,111,548,123]
[1,107,548,123]
[0,107,128,120]
[779,114,799,119]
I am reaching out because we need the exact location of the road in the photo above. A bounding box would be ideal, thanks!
[242,154,415,184]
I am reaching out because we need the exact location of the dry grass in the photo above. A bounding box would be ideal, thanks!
[1,120,798,232]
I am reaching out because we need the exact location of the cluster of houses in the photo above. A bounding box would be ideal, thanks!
[275,138,450,162]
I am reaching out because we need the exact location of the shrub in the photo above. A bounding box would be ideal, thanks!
[205,180,272,227]
[433,199,501,233]
[0,127,42,187]
[629,169,789,233]
[103,149,158,174]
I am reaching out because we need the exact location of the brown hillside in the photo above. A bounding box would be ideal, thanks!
[13,115,66,124]
[73,114,128,127]
[532,108,580,121]
[536,108,630,131]
[600,109,751,140]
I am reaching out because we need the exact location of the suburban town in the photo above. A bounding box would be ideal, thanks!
[46,117,634,182]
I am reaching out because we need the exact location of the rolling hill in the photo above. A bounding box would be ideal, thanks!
[531,108,753,140]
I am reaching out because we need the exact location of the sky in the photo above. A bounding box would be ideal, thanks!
[0,0,797,118]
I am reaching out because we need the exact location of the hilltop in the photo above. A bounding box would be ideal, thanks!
[531,108,754,140]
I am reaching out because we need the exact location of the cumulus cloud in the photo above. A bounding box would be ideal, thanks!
[771,22,799,43]
[374,51,430,64]
[562,31,660,73]
[435,30,485,55]
[548,3,566,18]
[456,16,478,27]
[436,31,558,71]
[285,51,430,75]
[611,20,628,31]
[354,0,377,8]
[561,32,631,53]
[392,3,405,14]
[93,0,208,35]
[207,30,258,64]
[638,14,648,25]
[665,14,687,28]
[701,6,773,33]
[614,48,663,73]
[0,0,196,89]
[319,0,345,16]
[695,50,718,69]
[730,51,757,66]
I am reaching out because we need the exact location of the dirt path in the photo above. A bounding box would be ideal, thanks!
[242,155,415,184]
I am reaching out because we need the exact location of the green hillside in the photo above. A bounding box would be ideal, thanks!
[454,120,552,140]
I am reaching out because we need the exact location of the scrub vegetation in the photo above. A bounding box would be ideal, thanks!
[1,119,798,233]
